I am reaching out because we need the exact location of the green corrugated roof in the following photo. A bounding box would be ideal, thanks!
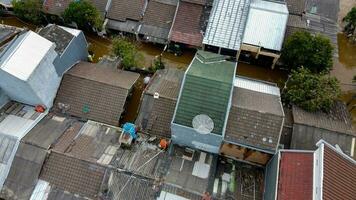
[173,51,236,135]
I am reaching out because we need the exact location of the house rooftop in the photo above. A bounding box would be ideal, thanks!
[292,102,355,135]
[277,151,314,200]
[173,51,236,135]
[0,102,46,190]
[203,0,250,50]
[225,76,284,153]
[265,140,356,200]
[38,24,75,55]
[66,61,139,89]
[107,171,156,200]
[43,0,71,15]
[164,146,215,197]
[146,68,184,100]
[0,31,54,81]
[1,142,47,199]
[54,61,139,125]
[169,0,204,46]
[285,0,306,15]
[242,0,289,51]
[0,25,21,47]
[136,69,184,137]
[107,0,145,21]
[39,151,106,199]
[139,0,177,43]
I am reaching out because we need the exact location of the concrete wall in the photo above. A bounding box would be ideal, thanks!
[171,123,222,154]
[54,31,88,76]
[28,46,60,108]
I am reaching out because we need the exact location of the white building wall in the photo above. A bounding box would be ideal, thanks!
[0,45,59,108]
[27,46,60,108]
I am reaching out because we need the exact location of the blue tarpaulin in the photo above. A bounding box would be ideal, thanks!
[123,123,137,139]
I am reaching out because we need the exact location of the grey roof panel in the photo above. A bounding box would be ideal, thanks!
[38,24,74,55]
[203,0,250,50]
[1,143,47,200]
[21,114,75,149]
[242,0,289,51]
[0,134,16,164]
[292,103,354,135]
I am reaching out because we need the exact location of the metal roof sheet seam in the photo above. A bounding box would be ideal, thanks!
[203,0,251,50]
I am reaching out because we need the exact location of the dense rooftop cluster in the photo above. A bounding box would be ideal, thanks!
[0,0,354,199]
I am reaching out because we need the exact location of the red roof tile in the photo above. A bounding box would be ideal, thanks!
[170,1,203,46]
[323,146,356,200]
[277,152,313,200]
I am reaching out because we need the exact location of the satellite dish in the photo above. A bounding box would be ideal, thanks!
[192,114,214,134]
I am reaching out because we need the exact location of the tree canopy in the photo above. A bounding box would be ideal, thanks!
[344,7,356,27]
[281,31,334,73]
[343,7,356,38]
[12,0,43,24]
[112,37,143,70]
[283,68,341,112]
[62,0,103,30]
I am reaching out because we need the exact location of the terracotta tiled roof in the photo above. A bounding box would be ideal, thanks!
[170,1,204,46]
[54,62,139,125]
[323,146,356,200]
[277,152,313,200]
[107,0,145,21]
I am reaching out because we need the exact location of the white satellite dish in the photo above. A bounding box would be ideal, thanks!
[192,114,214,134]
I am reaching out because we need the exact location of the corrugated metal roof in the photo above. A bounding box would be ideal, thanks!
[234,76,280,96]
[203,0,250,50]
[242,0,289,51]
[0,104,45,190]
[0,134,16,164]
[30,180,50,200]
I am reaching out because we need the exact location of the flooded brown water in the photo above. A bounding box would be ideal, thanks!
[332,34,356,125]
[1,16,354,125]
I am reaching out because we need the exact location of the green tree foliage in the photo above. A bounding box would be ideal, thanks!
[343,7,356,38]
[149,55,165,72]
[62,0,103,30]
[344,7,356,27]
[112,37,142,69]
[283,68,341,112]
[12,0,43,24]
[281,31,334,73]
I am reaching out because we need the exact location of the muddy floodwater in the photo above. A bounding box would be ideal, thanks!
[1,16,355,124]
[332,34,356,125]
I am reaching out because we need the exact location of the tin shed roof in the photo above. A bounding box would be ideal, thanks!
[173,51,236,135]
[242,0,289,51]
[203,0,250,50]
